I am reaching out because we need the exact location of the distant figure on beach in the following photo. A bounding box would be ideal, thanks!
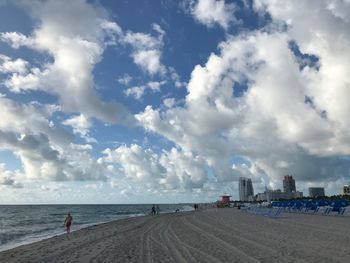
[175,209,180,213]
[64,212,73,234]
[156,205,160,215]
[151,205,156,215]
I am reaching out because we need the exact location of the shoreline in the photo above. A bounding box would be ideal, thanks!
[0,206,194,253]
[1,208,349,262]
[0,213,145,253]
[0,215,137,253]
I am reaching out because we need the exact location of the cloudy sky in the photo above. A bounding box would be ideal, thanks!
[1,0,350,204]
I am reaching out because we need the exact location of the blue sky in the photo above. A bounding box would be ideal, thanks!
[1,0,350,204]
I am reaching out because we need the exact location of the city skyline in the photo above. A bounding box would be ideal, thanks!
[1,0,350,204]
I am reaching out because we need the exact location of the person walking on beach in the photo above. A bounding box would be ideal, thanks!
[156,205,160,215]
[151,205,156,215]
[64,212,73,234]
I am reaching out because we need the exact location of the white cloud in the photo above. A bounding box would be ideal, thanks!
[121,24,166,75]
[0,163,23,188]
[2,0,350,198]
[0,32,34,48]
[189,0,238,30]
[0,54,28,74]
[163,98,176,108]
[0,55,41,93]
[62,114,96,143]
[132,49,166,76]
[4,68,43,93]
[169,67,187,88]
[0,96,106,183]
[135,1,350,193]
[147,80,166,92]
[118,74,132,85]
[0,130,107,182]
[102,144,208,191]
[124,86,146,100]
[0,0,133,124]
[124,81,166,100]
[63,114,91,136]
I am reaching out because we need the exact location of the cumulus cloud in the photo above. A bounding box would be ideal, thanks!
[0,54,41,93]
[135,0,350,193]
[0,54,28,74]
[0,0,133,124]
[2,0,350,198]
[169,67,187,88]
[0,32,34,48]
[0,0,171,124]
[0,129,106,182]
[118,74,132,86]
[0,95,71,145]
[62,114,96,143]
[188,0,238,30]
[0,163,23,188]
[163,98,176,108]
[132,50,165,75]
[0,96,106,183]
[102,144,208,191]
[0,0,168,191]
[121,24,166,75]
[124,81,166,100]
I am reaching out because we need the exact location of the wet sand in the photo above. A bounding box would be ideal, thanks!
[0,208,349,262]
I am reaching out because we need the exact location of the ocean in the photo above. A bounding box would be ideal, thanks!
[0,204,194,252]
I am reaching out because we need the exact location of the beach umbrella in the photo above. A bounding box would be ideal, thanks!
[302,200,317,210]
[281,201,289,207]
[293,201,303,209]
[302,200,312,207]
[331,199,349,208]
[329,199,348,212]
[271,201,281,207]
[287,201,294,208]
[288,200,302,208]
[315,199,330,207]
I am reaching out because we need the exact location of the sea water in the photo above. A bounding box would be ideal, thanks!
[0,204,194,252]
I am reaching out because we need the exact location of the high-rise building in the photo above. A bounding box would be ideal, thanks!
[343,185,350,195]
[309,187,325,197]
[239,177,254,201]
[283,175,296,193]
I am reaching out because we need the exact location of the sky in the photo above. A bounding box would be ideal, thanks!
[1,0,350,204]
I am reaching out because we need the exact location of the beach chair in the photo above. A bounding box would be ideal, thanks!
[324,207,332,215]
[313,207,320,214]
[338,207,346,215]
[269,207,284,217]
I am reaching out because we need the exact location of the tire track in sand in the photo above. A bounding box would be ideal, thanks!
[153,216,189,262]
[181,215,261,263]
[167,217,223,263]
[138,218,162,263]
[190,212,308,263]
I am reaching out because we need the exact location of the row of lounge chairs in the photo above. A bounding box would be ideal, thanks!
[243,199,348,217]
[271,199,349,216]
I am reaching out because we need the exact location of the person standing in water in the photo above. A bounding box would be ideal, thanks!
[64,212,73,234]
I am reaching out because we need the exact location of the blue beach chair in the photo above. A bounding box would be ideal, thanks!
[324,207,332,215]
[338,207,346,215]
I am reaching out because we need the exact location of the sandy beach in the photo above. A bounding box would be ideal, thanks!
[0,208,349,263]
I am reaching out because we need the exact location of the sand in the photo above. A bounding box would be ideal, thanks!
[0,208,349,263]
